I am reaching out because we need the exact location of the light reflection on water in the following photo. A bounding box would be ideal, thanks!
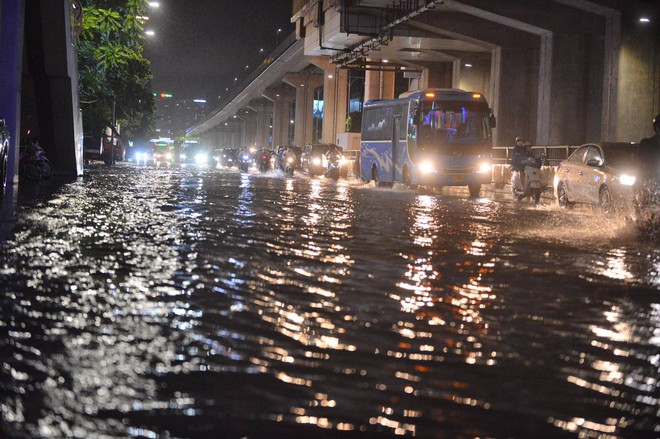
[0,164,658,438]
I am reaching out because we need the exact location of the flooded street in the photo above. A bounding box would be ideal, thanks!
[0,163,658,438]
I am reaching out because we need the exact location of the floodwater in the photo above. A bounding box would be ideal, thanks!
[0,163,658,439]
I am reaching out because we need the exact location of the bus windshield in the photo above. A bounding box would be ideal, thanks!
[416,100,490,152]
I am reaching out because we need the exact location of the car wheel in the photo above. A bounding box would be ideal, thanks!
[557,183,570,208]
[599,185,613,215]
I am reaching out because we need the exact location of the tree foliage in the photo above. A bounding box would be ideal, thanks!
[77,0,155,139]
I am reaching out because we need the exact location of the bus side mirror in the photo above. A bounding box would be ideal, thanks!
[489,113,497,128]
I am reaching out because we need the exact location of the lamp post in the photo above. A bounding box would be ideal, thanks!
[275,28,282,46]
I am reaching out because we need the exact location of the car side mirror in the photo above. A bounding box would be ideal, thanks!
[586,158,602,167]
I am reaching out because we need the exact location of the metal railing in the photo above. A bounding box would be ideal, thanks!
[492,145,577,166]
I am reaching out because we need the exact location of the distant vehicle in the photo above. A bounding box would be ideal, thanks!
[83,135,103,163]
[301,143,332,176]
[180,143,210,166]
[256,148,272,172]
[215,148,238,167]
[360,88,495,197]
[323,145,345,180]
[554,142,643,214]
[128,144,152,163]
[238,148,254,172]
[279,146,302,176]
[0,118,9,193]
[152,144,175,165]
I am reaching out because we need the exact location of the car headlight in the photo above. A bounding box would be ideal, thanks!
[195,153,209,165]
[313,158,322,166]
[418,160,435,173]
[476,162,491,173]
[619,174,636,186]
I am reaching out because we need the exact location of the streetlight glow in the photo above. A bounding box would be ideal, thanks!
[145,30,155,36]
[148,2,160,7]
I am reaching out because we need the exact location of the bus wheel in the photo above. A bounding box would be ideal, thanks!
[468,184,481,198]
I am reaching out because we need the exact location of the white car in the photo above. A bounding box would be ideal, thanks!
[554,142,641,214]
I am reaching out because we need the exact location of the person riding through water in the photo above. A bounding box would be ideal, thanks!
[639,114,660,179]
[511,136,534,187]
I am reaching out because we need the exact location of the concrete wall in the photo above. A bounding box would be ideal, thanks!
[616,16,660,141]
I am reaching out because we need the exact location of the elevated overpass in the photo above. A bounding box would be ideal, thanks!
[188,0,658,152]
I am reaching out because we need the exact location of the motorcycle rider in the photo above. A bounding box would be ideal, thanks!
[639,114,660,179]
[511,136,534,188]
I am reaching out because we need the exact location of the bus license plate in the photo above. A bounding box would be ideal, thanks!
[452,175,464,183]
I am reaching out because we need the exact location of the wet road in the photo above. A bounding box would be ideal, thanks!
[0,162,658,438]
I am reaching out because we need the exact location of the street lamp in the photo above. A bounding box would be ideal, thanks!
[148,2,160,7]
[275,28,282,45]
[145,30,155,37]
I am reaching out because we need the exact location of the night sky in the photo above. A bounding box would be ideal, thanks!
[144,1,295,102]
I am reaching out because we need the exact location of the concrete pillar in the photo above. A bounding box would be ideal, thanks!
[242,110,257,148]
[310,57,342,144]
[283,71,323,147]
[0,0,26,189]
[364,68,396,102]
[248,102,273,149]
[490,46,537,147]
[263,85,296,148]
[28,0,83,176]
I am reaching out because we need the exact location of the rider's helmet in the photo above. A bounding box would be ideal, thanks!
[515,136,525,145]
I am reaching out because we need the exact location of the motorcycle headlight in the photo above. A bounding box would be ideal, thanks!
[419,160,435,174]
[476,162,492,173]
[165,152,173,160]
[180,153,187,160]
[619,174,636,186]
[242,154,250,160]
[313,158,322,166]
[287,157,294,163]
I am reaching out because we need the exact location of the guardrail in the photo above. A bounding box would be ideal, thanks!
[492,145,577,166]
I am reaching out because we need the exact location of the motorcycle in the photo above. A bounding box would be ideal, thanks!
[19,138,52,181]
[281,148,300,176]
[256,149,271,173]
[324,150,343,180]
[238,149,252,172]
[511,156,543,203]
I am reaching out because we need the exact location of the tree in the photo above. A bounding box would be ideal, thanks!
[77,0,155,140]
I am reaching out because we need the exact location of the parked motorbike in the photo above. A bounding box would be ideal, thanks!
[324,150,343,180]
[19,138,52,181]
[511,156,543,203]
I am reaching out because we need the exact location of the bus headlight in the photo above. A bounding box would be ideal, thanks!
[419,160,435,173]
[195,153,209,165]
[476,162,491,173]
[619,174,636,186]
